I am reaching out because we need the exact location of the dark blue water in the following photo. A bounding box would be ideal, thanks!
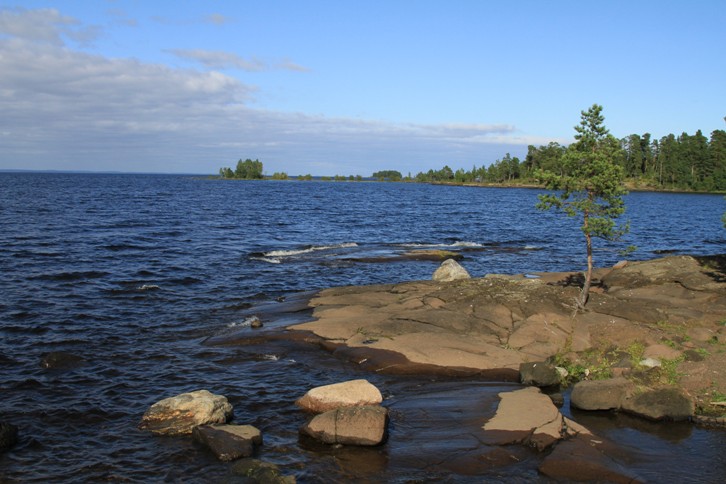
[1,173,724,482]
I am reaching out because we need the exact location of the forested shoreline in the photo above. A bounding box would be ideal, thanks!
[219,127,726,192]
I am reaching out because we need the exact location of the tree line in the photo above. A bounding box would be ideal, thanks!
[413,126,726,191]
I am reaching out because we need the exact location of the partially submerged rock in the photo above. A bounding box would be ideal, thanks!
[138,389,233,435]
[621,387,694,421]
[300,405,388,446]
[432,258,471,282]
[40,351,85,369]
[192,424,262,461]
[482,387,569,451]
[570,378,635,411]
[295,379,383,413]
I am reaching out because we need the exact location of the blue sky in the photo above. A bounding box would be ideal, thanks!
[1,1,724,175]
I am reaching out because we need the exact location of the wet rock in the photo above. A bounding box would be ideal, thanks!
[570,378,635,411]
[249,316,263,329]
[432,258,471,282]
[621,387,694,421]
[519,361,560,387]
[300,405,388,446]
[482,387,565,451]
[539,434,643,483]
[40,351,85,369]
[192,424,262,461]
[0,422,18,453]
[296,379,382,413]
[228,458,296,483]
[139,389,233,435]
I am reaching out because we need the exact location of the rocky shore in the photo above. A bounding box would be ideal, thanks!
[195,253,726,481]
[288,254,726,418]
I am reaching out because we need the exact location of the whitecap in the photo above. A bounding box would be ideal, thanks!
[261,354,279,361]
[250,256,282,264]
[524,245,540,250]
[452,241,483,248]
[263,242,358,258]
[226,315,260,328]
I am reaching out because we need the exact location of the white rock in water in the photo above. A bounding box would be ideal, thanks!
[432,259,471,282]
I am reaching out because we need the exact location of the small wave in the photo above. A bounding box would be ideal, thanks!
[251,256,282,264]
[524,245,540,250]
[263,242,358,258]
[261,354,279,361]
[452,241,483,248]
[227,315,260,328]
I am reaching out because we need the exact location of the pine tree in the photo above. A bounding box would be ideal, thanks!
[536,104,629,308]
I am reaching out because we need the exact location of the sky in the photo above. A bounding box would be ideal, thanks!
[0,1,724,175]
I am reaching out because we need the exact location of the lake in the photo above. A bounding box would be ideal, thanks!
[1,173,724,482]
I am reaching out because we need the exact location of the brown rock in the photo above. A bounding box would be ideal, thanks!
[192,424,262,461]
[295,379,383,413]
[519,361,560,387]
[482,387,564,451]
[621,387,694,421]
[570,378,635,411]
[539,434,643,483]
[138,389,233,436]
[300,405,388,446]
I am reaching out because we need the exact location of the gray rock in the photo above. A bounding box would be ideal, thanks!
[300,405,388,446]
[570,378,635,411]
[432,258,471,282]
[193,424,262,461]
[519,361,560,387]
[0,422,18,453]
[621,387,694,421]
[139,389,233,435]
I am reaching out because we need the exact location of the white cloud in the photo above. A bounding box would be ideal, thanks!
[0,8,537,175]
[167,48,310,72]
[0,6,99,46]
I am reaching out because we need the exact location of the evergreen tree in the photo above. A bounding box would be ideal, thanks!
[536,104,629,308]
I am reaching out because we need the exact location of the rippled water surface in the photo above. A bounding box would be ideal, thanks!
[1,173,725,482]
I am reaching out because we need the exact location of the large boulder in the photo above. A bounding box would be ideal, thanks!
[432,258,471,282]
[0,422,18,453]
[300,405,388,446]
[519,361,560,387]
[138,389,233,435]
[621,387,694,421]
[570,378,635,411]
[192,424,262,461]
[295,379,382,413]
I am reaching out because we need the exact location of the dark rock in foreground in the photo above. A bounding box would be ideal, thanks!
[621,387,695,421]
[228,459,296,483]
[0,422,18,453]
[40,351,85,369]
[519,361,560,387]
[570,378,635,411]
[192,424,262,461]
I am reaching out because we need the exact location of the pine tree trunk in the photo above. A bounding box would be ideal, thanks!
[579,211,593,308]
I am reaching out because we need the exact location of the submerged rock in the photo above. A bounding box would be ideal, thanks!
[432,258,471,282]
[300,405,388,446]
[139,389,233,435]
[0,422,18,453]
[228,458,296,483]
[40,351,85,369]
[192,424,262,461]
[296,379,383,413]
